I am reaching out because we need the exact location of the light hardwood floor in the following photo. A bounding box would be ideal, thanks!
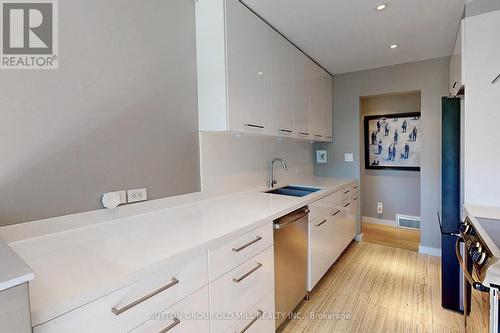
[362,222,420,252]
[280,242,466,333]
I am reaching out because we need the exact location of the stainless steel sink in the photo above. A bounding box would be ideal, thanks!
[265,185,321,197]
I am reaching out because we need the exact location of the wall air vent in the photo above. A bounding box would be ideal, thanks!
[396,214,420,230]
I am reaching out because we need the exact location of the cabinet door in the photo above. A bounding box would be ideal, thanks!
[225,0,272,135]
[322,70,333,140]
[464,10,500,204]
[308,60,323,139]
[292,49,310,137]
[271,30,294,137]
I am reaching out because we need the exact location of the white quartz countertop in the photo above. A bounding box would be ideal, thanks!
[0,177,354,327]
[0,240,34,292]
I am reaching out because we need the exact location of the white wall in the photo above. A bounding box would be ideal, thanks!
[314,57,449,249]
[200,132,314,196]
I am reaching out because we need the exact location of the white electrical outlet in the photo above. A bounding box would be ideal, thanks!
[127,188,147,203]
[377,202,383,214]
[316,150,327,163]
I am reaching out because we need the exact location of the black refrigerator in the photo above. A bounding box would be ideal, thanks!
[439,96,463,312]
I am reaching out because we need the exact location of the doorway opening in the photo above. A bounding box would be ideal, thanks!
[358,91,421,251]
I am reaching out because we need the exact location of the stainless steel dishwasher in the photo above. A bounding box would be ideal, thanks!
[274,206,309,329]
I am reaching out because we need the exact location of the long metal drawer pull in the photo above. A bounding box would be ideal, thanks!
[158,318,181,333]
[331,210,340,217]
[316,219,327,227]
[353,197,358,201]
[238,310,264,333]
[343,202,350,207]
[278,129,292,133]
[344,190,350,194]
[111,278,179,315]
[233,263,263,283]
[299,132,309,136]
[244,123,264,129]
[314,134,323,138]
[353,186,358,189]
[232,236,262,252]
[492,73,500,84]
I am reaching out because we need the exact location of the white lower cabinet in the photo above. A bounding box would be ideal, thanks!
[308,183,358,292]
[225,291,275,333]
[34,249,209,333]
[131,286,210,333]
[210,246,274,333]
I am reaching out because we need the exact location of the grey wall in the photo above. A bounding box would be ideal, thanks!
[0,0,200,226]
[465,0,500,17]
[314,57,449,249]
[359,93,421,221]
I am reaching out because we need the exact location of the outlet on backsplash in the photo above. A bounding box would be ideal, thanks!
[127,188,147,203]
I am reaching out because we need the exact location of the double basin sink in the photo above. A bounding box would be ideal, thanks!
[265,185,321,197]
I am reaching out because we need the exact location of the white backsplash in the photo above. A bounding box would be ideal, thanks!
[199,132,314,196]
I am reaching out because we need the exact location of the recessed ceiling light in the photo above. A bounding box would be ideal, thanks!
[389,44,399,49]
[376,4,387,11]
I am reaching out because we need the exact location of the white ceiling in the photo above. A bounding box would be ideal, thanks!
[242,0,464,74]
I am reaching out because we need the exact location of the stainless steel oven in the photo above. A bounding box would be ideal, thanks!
[456,218,500,333]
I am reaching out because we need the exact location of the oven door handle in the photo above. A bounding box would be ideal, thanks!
[455,237,490,292]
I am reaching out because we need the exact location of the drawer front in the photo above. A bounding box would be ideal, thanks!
[309,191,343,222]
[34,249,208,333]
[209,223,273,281]
[225,291,275,333]
[351,183,359,198]
[340,186,353,202]
[211,246,274,333]
[131,286,209,333]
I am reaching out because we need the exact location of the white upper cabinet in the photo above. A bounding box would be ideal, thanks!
[270,30,294,137]
[308,59,323,139]
[225,0,272,135]
[195,0,332,141]
[449,19,464,96]
[292,48,310,138]
[322,70,333,141]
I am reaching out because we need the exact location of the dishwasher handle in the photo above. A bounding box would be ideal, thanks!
[274,208,309,230]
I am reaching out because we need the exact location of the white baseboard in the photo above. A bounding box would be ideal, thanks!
[362,216,396,227]
[355,233,363,242]
[418,245,442,257]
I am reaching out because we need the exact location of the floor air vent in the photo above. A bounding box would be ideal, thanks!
[396,214,420,230]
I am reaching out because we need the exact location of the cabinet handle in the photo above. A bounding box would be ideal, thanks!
[353,186,358,189]
[299,132,310,136]
[353,197,358,201]
[314,134,323,138]
[331,210,340,217]
[452,82,458,88]
[111,278,179,315]
[244,123,264,129]
[315,219,327,227]
[327,136,333,139]
[233,263,263,283]
[278,129,292,133]
[232,236,262,252]
[343,203,350,208]
[238,310,264,333]
[158,318,181,333]
[492,74,500,84]
[344,190,350,194]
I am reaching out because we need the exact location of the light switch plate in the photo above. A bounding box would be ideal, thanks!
[316,150,327,163]
[344,153,354,162]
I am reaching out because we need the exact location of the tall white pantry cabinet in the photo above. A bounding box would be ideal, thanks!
[195,0,333,141]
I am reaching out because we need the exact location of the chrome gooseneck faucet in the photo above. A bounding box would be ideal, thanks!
[268,158,288,188]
